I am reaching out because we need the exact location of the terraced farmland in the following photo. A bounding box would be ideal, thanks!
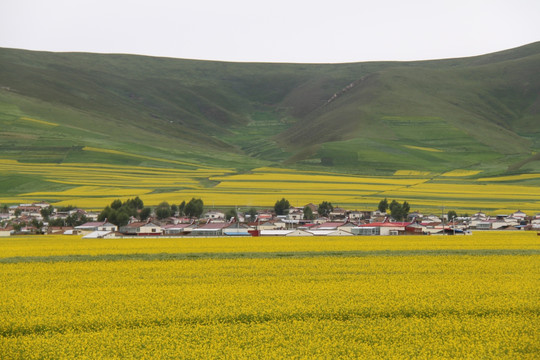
[2,157,540,213]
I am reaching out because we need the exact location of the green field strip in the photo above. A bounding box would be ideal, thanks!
[2,249,539,264]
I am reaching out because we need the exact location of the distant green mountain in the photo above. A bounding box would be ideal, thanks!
[1,42,539,176]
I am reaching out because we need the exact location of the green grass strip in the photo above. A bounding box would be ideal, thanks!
[1,249,539,264]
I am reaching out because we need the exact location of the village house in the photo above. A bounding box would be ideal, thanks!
[120,221,162,236]
[311,221,356,232]
[47,226,74,235]
[255,211,273,221]
[355,221,411,236]
[422,214,442,224]
[473,211,488,219]
[250,219,288,231]
[407,212,424,221]
[404,222,427,234]
[311,216,329,224]
[474,221,492,230]
[0,213,12,222]
[502,216,520,227]
[190,222,230,236]
[84,212,100,221]
[304,203,318,214]
[16,205,43,219]
[286,209,304,221]
[162,223,196,236]
[347,211,363,221]
[204,210,226,221]
[0,225,14,237]
[308,228,353,236]
[222,222,252,236]
[329,207,347,220]
[511,210,527,220]
[75,220,118,235]
[19,225,39,234]
[259,229,314,236]
[531,214,540,229]
[351,226,380,235]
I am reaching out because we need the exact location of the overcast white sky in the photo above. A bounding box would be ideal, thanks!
[1,0,539,63]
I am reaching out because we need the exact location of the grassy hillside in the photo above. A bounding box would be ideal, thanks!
[0,43,539,206]
[278,46,540,174]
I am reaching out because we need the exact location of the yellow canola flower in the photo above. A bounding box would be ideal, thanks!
[19,116,59,126]
[403,145,443,152]
[441,169,482,177]
[0,232,538,359]
[477,173,540,182]
[211,172,428,185]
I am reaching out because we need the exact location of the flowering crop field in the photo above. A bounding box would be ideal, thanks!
[2,157,540,213]
[1,232,539,359]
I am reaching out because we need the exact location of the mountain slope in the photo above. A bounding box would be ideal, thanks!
[1,42,539,176]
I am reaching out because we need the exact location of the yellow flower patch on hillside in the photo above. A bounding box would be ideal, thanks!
[393,170,431,176]
[441,169,482,177]
[403,145,443,152]
[19,116,59,126]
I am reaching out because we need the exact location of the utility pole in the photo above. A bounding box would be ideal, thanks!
[441,205,445,235]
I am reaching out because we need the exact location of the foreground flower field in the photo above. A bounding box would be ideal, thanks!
[1,233,539,359]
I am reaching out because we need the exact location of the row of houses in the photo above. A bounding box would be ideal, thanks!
[72,219,424,238]
[2,201,540,237]
[60,217,468,238]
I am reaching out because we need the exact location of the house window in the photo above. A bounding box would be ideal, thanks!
[152,228,156,232]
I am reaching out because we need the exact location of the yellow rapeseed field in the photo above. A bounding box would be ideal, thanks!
[477,173,540,182]
[441,169,482,177]
[0,232,538,359]
[2,158,540,212]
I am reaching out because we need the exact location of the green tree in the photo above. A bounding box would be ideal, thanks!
[389,200,410,221]
[40,205,54,220]
[403,201,410,216]
[171,204,178,216]
[447,210,458,221]
[115,211,130,227]
[378,198,389,213]
[389,200,402,220]
[98,206,113,222]
[139,207,152,221]
[303,206,314,220]
[66,213,88,227]
[130,196,144,210]
[247,208,258,221]
[318,201,334,217]
[185,198,204,218]
[111,199,123,210]
[14,208,21,217]
[31,218,43,230]
[49,218,65,227]
[225,208,237,221]
[99,197,149,226]
[274,198,290,215]
[178,201,186,216]
[155,201,172,220]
